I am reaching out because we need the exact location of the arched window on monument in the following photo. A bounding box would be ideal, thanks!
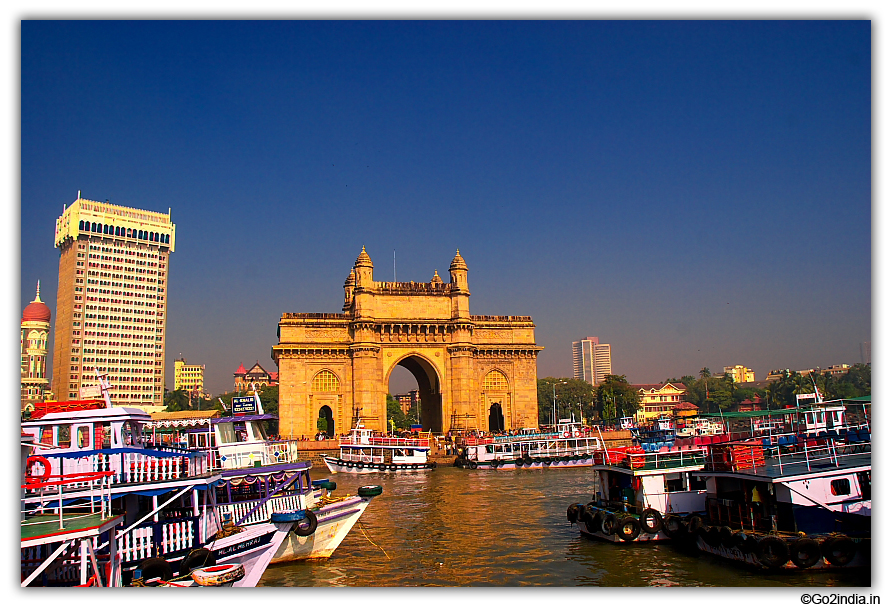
[312,370,340,392]
[483,370,509,391]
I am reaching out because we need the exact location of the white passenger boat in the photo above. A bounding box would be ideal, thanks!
[321,421,435,473]
[567,443,708,543]
[456,419,601,470]
[676,417,726,438]
[21,374,382,585]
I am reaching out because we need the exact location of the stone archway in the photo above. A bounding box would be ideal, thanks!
[388,355,443,433]
[318,405,334,437]
[488,403,505,432]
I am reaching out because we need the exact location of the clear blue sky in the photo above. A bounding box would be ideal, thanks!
[19,20,871,396]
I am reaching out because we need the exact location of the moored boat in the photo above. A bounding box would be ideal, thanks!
[455,418,601,470]
[567,442,708,543]
[321,420,436,473]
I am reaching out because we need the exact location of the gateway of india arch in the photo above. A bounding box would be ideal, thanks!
[272,247,542,438]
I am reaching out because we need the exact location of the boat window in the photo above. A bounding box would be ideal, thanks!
[58,425,71,448]
[252,422,268,441]
[121,421,135,446]
[830,478,851,496]
[217,422,236,444]
[40,426,54,445]
[664,473,685,493]
[687,473,707,491]
[857,471,870,500]
[76,425,91,449]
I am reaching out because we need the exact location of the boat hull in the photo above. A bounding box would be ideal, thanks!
[459,456,594,470]
[575,519,670,543]
[322,455,434,474]
[694,535,870,571]
[270,496,372,563]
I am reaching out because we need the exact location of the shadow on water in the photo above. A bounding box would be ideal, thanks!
[258,467,870,587]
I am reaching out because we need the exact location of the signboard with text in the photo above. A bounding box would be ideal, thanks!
[231,396,257,415]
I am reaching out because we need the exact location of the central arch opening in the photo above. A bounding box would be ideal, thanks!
[387,355,443,433]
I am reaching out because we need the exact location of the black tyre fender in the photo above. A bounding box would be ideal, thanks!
[137,557,172,585]
[523,456,533,466]
[430,461,437,469]
[378,464,386,471]
[543,458,551,466]
[567,504,580,524]
[687,515,704,536]
[389,464,397,471]
[584,508,601,534]
[601,511,618,536]
[179,548,216,575]
[704,526,722,548]
[640,508,663,534]
[790,537,822,569]
[358,485,383,497]
[719,525,735,548]
[742,534,760,555]
[756,535,790,569]
[822,536,857,567]
[617,516,641,542]
[467,460,477,469]
[732,532,748,550]
[663,515,684,539]
[515,458,525,467]
[293,509,319,537]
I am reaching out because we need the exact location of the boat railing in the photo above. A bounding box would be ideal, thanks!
[594,447,707,470]
[22,471,115,530]
[117,513,202,566]
[339,436,430,448]
[338,452,386,464]
[216,492,307,528]
[27,449,209,488]
[208,439,304,470]
[765,437,871,475]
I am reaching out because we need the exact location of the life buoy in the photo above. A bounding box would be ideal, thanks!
[573,431,582,438]
[601,512,618,535]
[563,432,571,438]
[790,537,822,569]
[822,536,856,567]
[639,508,663,534]
[190,563,245,586]
[178,548,216,575]
[136,557,172,585]
[756,535,790,569]
[26,456,52,482]
[617,516,641,542]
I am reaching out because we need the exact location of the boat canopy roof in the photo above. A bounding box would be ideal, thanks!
[212,413,277,424]
[22,406,151,426]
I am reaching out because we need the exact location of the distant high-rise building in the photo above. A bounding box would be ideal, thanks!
[21,281,52,412]
[861,341,871,365]
[51,196,175,407]
[175,358,206,397]
[572,337,612,385]
[723,365,755,383]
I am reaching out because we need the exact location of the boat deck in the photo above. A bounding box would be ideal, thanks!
[21,512,123,546]
[700,450,871,481]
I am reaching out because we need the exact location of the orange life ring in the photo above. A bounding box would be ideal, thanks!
[573,431,582,438]
[562,432,571,438]
[190,563,245,586]
[26,455,52,482]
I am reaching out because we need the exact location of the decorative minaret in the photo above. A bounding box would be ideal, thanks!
[21,281,52,412]
[449,249,470,319]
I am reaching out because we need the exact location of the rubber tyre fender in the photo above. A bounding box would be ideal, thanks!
[515,458,525,467]
[601,511,618,536]
[389,464,397,471]
[358,485,383,497]
[523,456,533,466]
[756,535,790,569]
[732,532,748,550]
[567,504,580,524]
[179,548,216,575]
[704,526,722,548]
[584,508,601,535]
[617,516,641,542]
[663,515,684,540]
[543,458,551,466]
[640,508,663,534]
[293,509,319,537]
[742,534,760,555]
[687,515,704,536]
[790,537,822,569]
[719,525,736,548]
[137,557,173,585]
[430,461,437,469]
[467,460,477,470]
[378,464,386,471]
[822,536,857,567]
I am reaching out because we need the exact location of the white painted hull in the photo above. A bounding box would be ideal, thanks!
[322,455,434,474]
[575,519,669,543]
[210,521,293,587]
[270,496,371,563]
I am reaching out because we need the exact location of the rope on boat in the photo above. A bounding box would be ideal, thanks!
[357,520,391,560]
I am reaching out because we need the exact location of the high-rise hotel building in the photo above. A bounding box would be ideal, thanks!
[572,336,612,386]
[51,196,175,407]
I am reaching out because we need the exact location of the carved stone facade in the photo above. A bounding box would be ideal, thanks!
[272,248,542,437]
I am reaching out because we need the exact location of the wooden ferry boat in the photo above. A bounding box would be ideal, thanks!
[687,421,870,570]
[456,419,601,470]
[321,421,435,473]
[567,443,708,543]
